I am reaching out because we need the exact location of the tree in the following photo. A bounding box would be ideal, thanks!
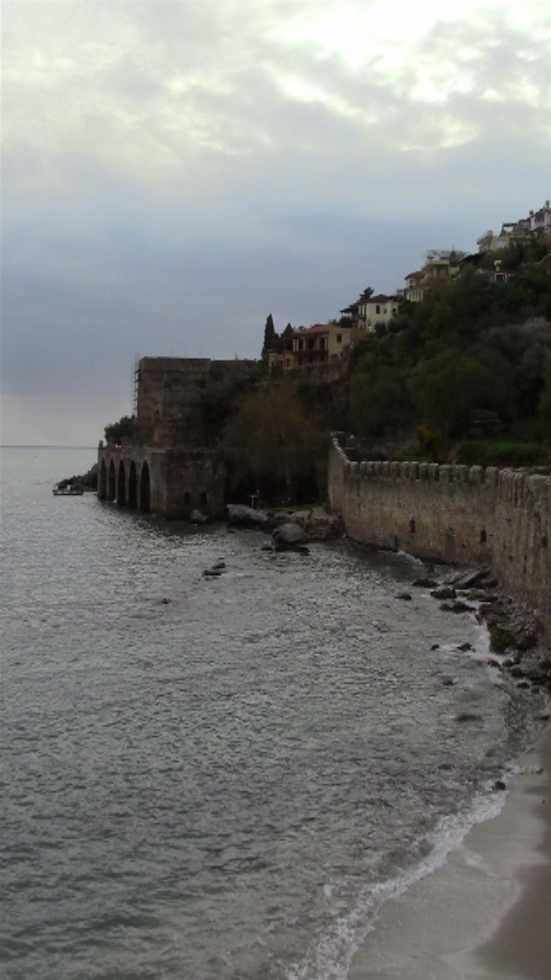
[280,323,294,349]
[261,314,277,362]
[350,366,411,437]
[220,381,325,503]
[408,348,514,444]
[104,415,136,444]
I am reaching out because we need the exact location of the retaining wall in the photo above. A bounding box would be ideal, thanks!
[328,435,551,638]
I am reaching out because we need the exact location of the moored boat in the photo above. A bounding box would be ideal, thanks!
[53,483,84,496]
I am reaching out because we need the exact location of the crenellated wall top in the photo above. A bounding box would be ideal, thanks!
[332,435,549,505]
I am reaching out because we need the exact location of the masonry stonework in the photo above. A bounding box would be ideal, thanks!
[328,435,551,639]
[97,356,250,519]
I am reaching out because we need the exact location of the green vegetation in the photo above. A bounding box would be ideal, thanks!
[219,381,326,503]
[454,440,551,468]
[104,415,136,444]
[103,243,551,505]
[260,314,294,364]
[214,253,551,498]
[347,257,551,462]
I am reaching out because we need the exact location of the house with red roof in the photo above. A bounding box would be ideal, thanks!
[279,322,357,370]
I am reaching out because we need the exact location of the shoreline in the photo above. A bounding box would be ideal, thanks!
[348,725,551,980]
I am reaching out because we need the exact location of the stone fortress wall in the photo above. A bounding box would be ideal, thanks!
[328,434,551,639]
[97,357,251,520]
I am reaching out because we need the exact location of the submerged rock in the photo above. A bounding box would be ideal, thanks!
[431,587,457,600]
[203,560,226,579]
[447,568,492,590]
[440,600,474,614]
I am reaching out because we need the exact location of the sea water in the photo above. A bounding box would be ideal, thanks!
[1,447,546,980]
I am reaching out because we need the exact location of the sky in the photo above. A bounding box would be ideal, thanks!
[2,0,550,445]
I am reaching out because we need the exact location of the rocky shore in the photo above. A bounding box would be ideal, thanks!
[56,463,98,492]
[439,566,551,699]
[402,565,550,701]
[225,502,343,550]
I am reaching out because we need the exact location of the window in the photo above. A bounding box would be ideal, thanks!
[376,304,380,314]
[336,334,342,344]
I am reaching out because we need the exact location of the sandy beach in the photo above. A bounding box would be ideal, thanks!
[348,724,551,980]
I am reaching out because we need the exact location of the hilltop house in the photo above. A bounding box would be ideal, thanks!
[269,322,356,371]
[402,250,463,302]
[529,200,551,236]
[476,200,551,253]
[340,290,400,330]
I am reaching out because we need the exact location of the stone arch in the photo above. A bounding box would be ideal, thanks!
[98,458,107,499]
[128,461,138,509]
[107,458,116,501]
[139,460,151,512]
[117,460,127,506]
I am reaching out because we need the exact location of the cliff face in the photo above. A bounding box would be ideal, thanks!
[328,435,551,639]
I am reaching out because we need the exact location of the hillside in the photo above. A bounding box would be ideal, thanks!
[215,239,551,500]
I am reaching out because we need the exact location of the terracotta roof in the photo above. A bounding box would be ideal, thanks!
[295,323,351,338]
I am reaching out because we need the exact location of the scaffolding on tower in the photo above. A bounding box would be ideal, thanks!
[132,353,140,418]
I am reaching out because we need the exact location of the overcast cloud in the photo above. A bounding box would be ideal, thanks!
[2,0,550,445]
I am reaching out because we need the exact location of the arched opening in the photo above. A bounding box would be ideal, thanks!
[128,461,138,509]
[117,460,127,506]
[107,459,116,501]
[98,458,107,499]
[139,461,151,512]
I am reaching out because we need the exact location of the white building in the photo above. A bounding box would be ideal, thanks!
[477,200,550,253]
[340,290,400,330]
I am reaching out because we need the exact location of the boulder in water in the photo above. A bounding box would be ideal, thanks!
[227,504,273,530]
[272,522,307,550]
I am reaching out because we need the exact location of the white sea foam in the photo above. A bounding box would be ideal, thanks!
[286,787,506,980]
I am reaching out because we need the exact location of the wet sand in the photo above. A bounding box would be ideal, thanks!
[348,726,551,980]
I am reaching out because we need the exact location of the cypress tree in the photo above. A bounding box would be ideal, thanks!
[261,314,277,362]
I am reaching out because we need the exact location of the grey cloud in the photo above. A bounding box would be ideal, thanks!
[2,0,550,443]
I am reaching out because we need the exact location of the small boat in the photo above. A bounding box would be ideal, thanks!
[53,483,84,496]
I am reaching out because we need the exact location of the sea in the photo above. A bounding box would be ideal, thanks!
[1,446,548,980]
